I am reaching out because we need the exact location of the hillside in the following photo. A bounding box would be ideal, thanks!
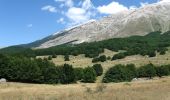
[23,1,170,48]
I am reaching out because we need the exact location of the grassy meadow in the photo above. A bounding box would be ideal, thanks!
[0,76,170,100]
[38,48,170,71]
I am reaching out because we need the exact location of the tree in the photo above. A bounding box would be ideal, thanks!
[92,64,103,76]
[64,55,70,61]
[92,57,99,63]
[103,64,136,83]
[48,56,52,60]
[126,64,137,78]
[155,66,169,77]
[83,67,96,83]
[107,56,111,60]
[99,55,106,62]
[112,53,125,60]
[74,68,84,81]
[92,55,106,63]
[148,51,156,57]
[52,54,57,58]
[137,64,156,79]
[58,64,75,84]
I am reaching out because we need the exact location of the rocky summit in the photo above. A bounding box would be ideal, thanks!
[28,1,170,49]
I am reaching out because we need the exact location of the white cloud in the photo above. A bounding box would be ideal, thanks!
[129,6,137,10]
[57,18,65,24]
[140,2,149,7]
[27,24,33,28]
[41,5,57,13]
[55,0,73,7]
[64,0,96,26]
[82,0,94,10]
[159,0,170,3]
[97,1,128,14]
[66,7,89,25]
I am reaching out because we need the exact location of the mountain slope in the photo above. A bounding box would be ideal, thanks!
[27,1,170,49]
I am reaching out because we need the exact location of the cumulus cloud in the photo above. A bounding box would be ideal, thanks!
[129,6,137,10]
[57,18,65,24]
[159,0,170,3]
[41,5,57,13]
[97,1,128,14]
[65,0,95,26]
[66,7,88,25]
[55,0,73,7]
[140,2,149,7]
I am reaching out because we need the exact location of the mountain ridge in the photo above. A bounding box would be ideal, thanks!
[25,1,170,49]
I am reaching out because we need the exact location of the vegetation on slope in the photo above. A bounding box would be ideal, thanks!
[1,31,170,59]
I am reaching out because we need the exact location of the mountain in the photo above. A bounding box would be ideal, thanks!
[26,1,170,49]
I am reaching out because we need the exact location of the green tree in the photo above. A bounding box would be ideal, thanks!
[155,66,169,77]
[59,64,75,84]
[99,55,106,62]
[48,56,52,60]
[103,64,136,83]
[83,67,96,83]
[92,64,103,76]
[64,55,70,61]
[137,64,156,79]
[52,54,57,58]
[74,68,84,81]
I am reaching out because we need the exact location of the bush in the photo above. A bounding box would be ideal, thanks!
[148,51,156,57]
[64,55,70,61]
[112,53,126,60]
[155,66,170,77]
[158,48,167,55]
[83,67,96,83]
[58,64,75,84]
[92,57,99,63]
[74,68,84,80]
[52,54,57,58]
[92,55,106,63]
[107,56,111,60]
[137,64,156,78]
[92,64,103,76]
[103,64,136,83]
[48,56,52,60]
[99,55,107,62]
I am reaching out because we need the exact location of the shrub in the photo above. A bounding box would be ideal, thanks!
[52,54,57,58]
[92,55,106,63]
[92,64,103,76]
[112,53,126,60]
[103,64,136,83]
[83,67,96,83]
[64,55,70,61]
[99,55,106,62]
[137,64,156,78]
[48,56,52,60]
[92,57,99,63]
[107,56,111,60]
[148,51,156,57]
[74,68,84,80]
[155,66,170,77]
[58,64,75,84]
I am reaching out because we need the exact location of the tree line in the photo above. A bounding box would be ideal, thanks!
[1,31,170,59]
[0,54,103,84]
[103,63,170,83]
[0,54,170,84]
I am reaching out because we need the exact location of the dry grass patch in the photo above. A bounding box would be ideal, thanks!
[0,77,170,100]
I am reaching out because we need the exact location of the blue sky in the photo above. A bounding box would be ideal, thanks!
[0,0,159,47]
